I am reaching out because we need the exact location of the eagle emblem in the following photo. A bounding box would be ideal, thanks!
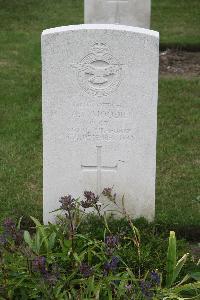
[72,43,122,97]
[85,64,121,84]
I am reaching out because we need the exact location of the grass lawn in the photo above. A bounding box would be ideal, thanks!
[0,0,200,226]
[152,0,200,48]
[156,79,200,226]
[0,0,200,47]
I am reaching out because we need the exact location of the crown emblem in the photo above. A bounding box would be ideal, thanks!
[90,43,110,55]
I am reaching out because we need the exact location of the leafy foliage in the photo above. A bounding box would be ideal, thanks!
[0,189,199,299]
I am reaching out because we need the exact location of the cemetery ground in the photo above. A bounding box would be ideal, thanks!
[0,0,199,230]
[0,1,199,299]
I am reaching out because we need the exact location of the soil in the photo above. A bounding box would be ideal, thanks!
[159,49,200,77]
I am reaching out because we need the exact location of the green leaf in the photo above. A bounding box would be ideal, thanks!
[30,216,49,253]
[166,231,177,288]
[24,231,33,248]
[189,272,200,281]
[108,289,113,300]
[173,253,189,283]
[30,216,42,227]
[126,267,138,282]
[48,232,57,250]
[87,276,95,296]
[94,284,100,300]
[34,230,41,254]
[73,252,81,263]
[172,281,200,295]
[103,212,111,233]
[17,216,23,230]
[174,274,190,287]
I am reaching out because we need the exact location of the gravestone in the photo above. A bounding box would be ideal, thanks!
[42,24,159,224]
[84,0,151,29]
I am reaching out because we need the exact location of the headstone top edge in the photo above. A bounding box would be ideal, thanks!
[42,24,159,39]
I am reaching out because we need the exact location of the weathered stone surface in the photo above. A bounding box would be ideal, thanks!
[42,24,159,223]
[84,0,151,29]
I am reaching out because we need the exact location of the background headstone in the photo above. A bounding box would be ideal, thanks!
[42,24,159,224]
[84,0,151,29]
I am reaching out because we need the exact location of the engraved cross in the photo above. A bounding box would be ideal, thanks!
[81,146,117,196]
[107,0,128,24]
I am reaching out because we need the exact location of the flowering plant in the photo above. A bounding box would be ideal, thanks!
[0,188,199,299]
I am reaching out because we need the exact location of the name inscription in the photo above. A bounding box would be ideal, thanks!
[66,101,135,143]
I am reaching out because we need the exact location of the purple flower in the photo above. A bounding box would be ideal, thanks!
[13,230,24,245]
[81,201,93,209]
[32,256,46,274]
[104,256,119,275]
[59,195,75,211]
[3,218,15,235]
[79,263,93,278]
[140,280,153,299]
[105,235,119,248]
[102,187,116,202]
[150,271,160,285]
[44,264,60,285]
[2,218,23,245]
[81,191,99,208]
[0,234,7,246]
[84,191,98,203]
[84,191,97,201]
[110,256,119,269]
[3,218,15,228]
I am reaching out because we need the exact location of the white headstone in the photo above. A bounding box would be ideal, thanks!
[84,0,151,29]
[42,24,159,224]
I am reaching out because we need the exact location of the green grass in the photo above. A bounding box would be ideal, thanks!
[152,0,200,48]
[156,79,200,226]
[0,0,200,226]
[0,0,199,47]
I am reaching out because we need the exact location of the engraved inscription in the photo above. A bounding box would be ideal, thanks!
[65,100,135,143]
[66,127,134,143]
[72,43,122,97]
[81,146,117,195]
